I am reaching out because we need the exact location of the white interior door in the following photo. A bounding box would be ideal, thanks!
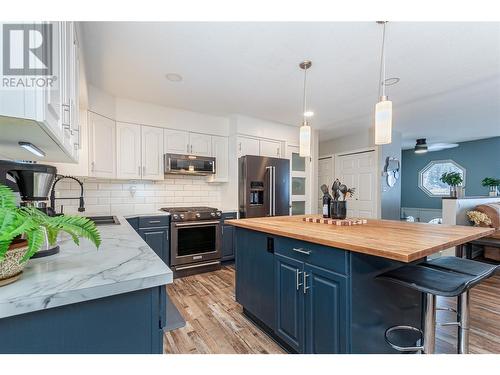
[335,150,376,218]
[116,122,141,179]
[287,145,309,215]
[142,126,164,180]
[318,156,334,212]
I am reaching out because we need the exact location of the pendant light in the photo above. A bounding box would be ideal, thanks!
[375,21,392,145]
[299,60,312,157]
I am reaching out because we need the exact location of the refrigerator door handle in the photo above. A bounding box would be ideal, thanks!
[272,166,276,216]
[266,166,273,216]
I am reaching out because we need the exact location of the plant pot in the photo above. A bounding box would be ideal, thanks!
[0,239,29,287]
[489,186,499,197]
[330,201,347,220]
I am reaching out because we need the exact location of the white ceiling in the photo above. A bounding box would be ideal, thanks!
[81,22,500,148]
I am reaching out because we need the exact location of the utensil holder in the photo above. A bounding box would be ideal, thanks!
[330,201,347,220]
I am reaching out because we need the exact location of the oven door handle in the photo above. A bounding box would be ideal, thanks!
[173,221,221,227]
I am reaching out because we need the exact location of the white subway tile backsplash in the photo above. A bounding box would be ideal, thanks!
[54,176,223,216]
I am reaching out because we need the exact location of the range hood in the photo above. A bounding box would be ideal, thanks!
[164,153,216,176]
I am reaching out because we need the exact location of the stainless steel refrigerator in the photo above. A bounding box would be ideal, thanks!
[239,155,290,218]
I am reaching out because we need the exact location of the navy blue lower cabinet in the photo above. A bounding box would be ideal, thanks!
[221,224,235,261]
[0,287,164,353]
[235,228,275,330]
[304,264,348,354]
[275,254,304,353]
[139,228,168,261]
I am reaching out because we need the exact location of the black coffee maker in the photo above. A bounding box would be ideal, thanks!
[0,160,57,214]
[0,160,59,257]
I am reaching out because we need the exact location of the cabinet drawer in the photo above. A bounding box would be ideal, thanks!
[138,216,169,228]
[275,237,349,276]
[221,212,237,221]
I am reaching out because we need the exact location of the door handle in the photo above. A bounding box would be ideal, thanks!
[143,166,146,175]
[138,166,141,176]
[292,247,311,255]
[303,272,310,294]
[296,269,303,290]
[272,166,276,216]
[187,144,190,153]
[266,166,273,216]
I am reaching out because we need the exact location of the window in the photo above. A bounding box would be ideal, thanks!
[418,160,466,197]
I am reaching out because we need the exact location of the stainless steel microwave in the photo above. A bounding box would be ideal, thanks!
[164,153,216,176]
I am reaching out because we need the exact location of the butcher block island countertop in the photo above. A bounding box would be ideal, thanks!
[226,214,494,262]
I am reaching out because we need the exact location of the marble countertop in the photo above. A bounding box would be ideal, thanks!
[0,216,173,319]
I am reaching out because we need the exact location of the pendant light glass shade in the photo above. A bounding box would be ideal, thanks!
[375,21,393,145]
[299,121,311,157]
[375,98,392,145]
[298,60,312,157]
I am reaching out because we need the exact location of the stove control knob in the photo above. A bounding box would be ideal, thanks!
[173,214,179,220]
[195,213,201,218]
[180,214,185,220]
[210,212,216,217]
[216,212,221,217]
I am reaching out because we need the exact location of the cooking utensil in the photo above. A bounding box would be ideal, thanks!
[332,179,341,201]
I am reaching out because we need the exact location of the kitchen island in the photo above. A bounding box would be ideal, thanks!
[0,216,173,354]
[227,215,494,354]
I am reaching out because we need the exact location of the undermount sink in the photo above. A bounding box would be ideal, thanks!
[85,215,120,226]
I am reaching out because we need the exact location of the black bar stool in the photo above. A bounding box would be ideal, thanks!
[377,257,498,354]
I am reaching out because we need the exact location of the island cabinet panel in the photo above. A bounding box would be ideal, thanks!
[235,229,275,330]
[304,264,348,354]
[275,254,305,352]
[0,287,164,354]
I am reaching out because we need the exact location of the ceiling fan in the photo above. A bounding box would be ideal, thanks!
[414,138,459,154]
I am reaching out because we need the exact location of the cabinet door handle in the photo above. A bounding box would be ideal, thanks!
[143,166,146,175]
[187,143,190,153]
[239,142,242,152]
[149,220,161,224]
[191,144,193,154]
[292,247,311,255]
[296,269,303,290]
[91,161,95,172]
[277,147,279,156]
[138,166,141,176]
[303,272,310,294]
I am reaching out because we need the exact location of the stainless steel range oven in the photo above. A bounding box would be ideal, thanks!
[161,206,222,276]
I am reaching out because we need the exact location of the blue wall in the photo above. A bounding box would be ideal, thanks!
[401,137,500,209]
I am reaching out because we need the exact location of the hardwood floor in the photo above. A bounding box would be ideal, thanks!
[164,265,284,354]
[164,265,500,354]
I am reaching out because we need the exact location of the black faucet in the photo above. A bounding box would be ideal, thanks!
[49,175,85,215]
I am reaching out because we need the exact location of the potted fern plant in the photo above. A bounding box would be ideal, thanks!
[482,177,500,197]
[440,171,464,198]
[0,184,101,286]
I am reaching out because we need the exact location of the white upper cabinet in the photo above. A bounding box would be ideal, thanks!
[237,136,260,158]
[116,122,141,179]
[88,112,116,178]
[141,125,164,180]
[0,21,80,162]
[164,129,212,157]
[209,136,229,182]
[189,133,212,156]
[260,139,282,158]
[164,129,189,154]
